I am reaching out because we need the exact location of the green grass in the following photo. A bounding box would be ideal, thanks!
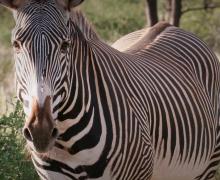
[81,0,146,42]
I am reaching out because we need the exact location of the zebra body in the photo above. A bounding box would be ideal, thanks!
[1,0,220,179]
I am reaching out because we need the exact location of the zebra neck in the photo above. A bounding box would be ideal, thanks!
[51,39,114,177]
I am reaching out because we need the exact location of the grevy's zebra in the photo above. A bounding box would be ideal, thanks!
[1,0,220,179]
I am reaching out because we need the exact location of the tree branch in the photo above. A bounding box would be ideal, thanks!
[146,0,158,26]
[182,3,220,14]
[170,0,182,27]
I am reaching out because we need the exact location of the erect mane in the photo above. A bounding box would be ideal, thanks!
[70,10,100,41]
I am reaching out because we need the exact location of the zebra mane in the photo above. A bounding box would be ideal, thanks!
[70,10,100,41]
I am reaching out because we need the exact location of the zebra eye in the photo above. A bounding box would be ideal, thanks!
[60,41,70,53]
[13,40,21,52]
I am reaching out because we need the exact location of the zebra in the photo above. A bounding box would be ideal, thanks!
[1,0,220,179]
[112,26,151,52]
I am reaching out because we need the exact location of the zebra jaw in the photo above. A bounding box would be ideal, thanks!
[23,96,59,153]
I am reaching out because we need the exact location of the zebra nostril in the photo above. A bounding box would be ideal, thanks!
[23,128,33,141]
[51,128,59,138]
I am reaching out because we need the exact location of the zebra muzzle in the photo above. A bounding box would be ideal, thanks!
[23,96,59,153]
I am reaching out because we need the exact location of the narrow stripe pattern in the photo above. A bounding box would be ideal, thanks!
[10,1,220,180]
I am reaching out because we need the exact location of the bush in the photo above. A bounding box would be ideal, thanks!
[0,101,38,180]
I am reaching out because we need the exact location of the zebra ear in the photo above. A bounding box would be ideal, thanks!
[0,0,25,10]
[69,0,84,8]
[57,0,84,10]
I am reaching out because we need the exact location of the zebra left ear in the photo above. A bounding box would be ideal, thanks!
[0,0,25,10]
[57,0,84,11]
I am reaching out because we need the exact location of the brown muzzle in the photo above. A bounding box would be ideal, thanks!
[23,96,58,153]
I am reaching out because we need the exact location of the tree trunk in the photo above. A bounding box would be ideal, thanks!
[146,0,158,27]
[165,0,172,22]
[170,0,182,27]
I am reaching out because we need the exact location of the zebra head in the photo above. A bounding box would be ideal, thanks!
[0,0,84,153]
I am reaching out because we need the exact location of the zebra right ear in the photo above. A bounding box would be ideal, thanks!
[0,0,25,10]
[69,0,84,8]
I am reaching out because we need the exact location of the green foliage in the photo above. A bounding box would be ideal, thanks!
[0,101,38,180]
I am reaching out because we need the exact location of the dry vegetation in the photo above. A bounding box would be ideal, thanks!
[0,46,15,115]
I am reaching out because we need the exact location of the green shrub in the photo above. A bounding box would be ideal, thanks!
[0,101,38,180]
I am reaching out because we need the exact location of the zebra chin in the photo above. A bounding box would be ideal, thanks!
[22,96,59,154]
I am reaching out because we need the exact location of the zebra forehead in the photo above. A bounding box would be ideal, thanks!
[15,0,68,22]
[23,0,58,5]
[12,23,68,43]
[18,4,64,18]
[13,3,69,40]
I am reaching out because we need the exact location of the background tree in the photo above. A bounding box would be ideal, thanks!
[170,0,182,26]
[146,0,158,26]
[146,0,220,27]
